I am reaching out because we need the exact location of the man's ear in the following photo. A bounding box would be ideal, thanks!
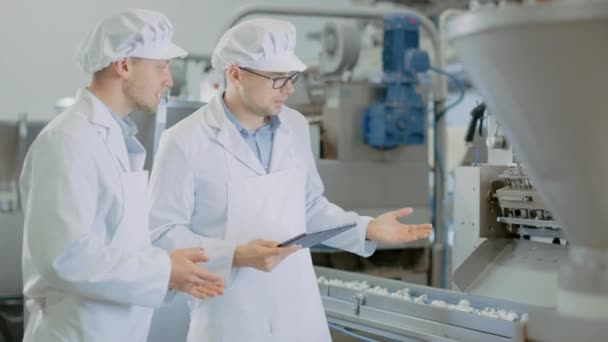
[112,58,130,78]
[226,66,241,87]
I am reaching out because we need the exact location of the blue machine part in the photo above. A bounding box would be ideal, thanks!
[362,15,429,149]
[363,86,426,148]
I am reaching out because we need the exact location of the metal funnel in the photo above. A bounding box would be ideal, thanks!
[448,1,608,251]
[448,1,608,320]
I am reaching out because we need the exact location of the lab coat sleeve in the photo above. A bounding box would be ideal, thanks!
[21,131,171,308]
[300,119,377,257]
[149,132,237,286]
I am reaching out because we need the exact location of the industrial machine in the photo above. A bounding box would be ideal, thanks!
[315,1,608,341]
[318,14,431,228]
[448,1,608,340]
[311,109,558,341]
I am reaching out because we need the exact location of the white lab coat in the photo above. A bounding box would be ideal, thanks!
[20,88,172,342]
[149,95,376,341]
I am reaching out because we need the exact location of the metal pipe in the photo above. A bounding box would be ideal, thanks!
[431,9,466,288]
[14,112,29,211]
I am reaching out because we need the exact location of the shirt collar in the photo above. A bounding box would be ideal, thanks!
[221,93,280,135]
[81,87,139,136]
[109,108,138,136]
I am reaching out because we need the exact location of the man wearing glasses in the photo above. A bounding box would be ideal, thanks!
[149,18,432,341]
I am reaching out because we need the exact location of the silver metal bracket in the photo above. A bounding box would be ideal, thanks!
[353,293,366,315]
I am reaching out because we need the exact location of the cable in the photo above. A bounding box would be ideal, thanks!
[328,323,384,342]
[429,66,467,122]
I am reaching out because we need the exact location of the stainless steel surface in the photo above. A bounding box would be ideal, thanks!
[0,213,24,298]
[524,307,608,342]
[0,123,18,193]
[454,239,566,308]
[317,160,429,211]
[317,158,431,251]
[452,165,509,272]
[316,266,529,341]
[0,118,45,212]
[497,217,562,231]
[486,117,513,165]
[431,98,448,289]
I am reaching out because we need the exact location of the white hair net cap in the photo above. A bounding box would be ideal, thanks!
[77,8,187,73]
[212,18,307,73]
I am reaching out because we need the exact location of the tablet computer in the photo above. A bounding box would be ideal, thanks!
[278,223,357,248]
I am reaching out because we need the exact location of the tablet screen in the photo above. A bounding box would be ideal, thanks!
[278,223,357,248]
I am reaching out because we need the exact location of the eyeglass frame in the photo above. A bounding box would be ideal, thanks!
[238,67,301,89]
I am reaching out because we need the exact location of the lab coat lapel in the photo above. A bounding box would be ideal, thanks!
[78,89,131,172]
[268,122,293,173]
[102,127,131,172]
[204,96,266,175]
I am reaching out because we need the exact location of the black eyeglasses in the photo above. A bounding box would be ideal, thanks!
[239,67,301,89]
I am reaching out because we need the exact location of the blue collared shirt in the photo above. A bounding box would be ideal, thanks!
[221,96,280,172]
[109,110,145,171]
[110,113,142,151]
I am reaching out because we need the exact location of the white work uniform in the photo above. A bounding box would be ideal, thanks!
[20,88,172,342]
[149,95,376,341]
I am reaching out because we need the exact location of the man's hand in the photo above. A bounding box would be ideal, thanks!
[169,248,224,299]
[366,208,433,244]
[233,239,300,272]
